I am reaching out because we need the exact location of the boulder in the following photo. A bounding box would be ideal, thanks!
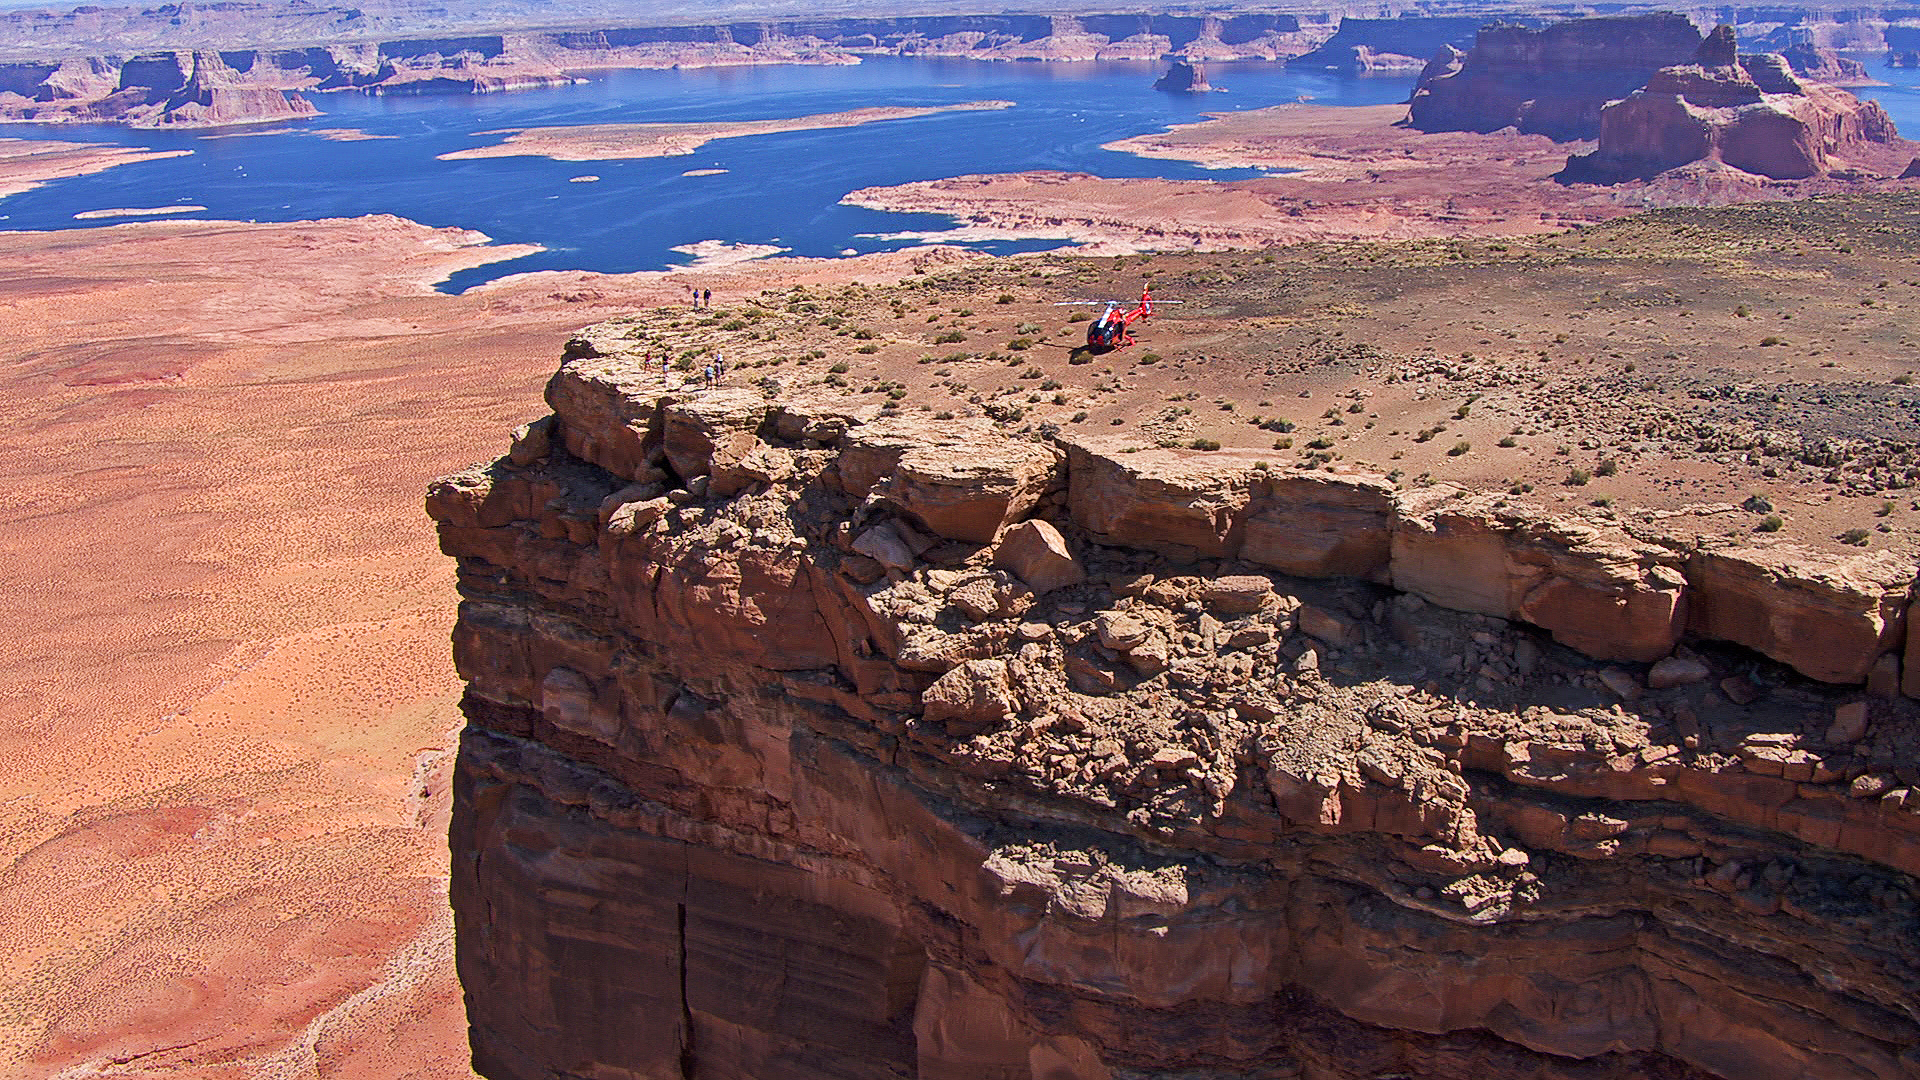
[661,389,768,481]
[992,520,1085,593]
[509,414,555,466]
[1686,546,1910,684]
[852,522,917,573]
[1064,439,1259,557]
[921,658,1020,733]
[544,354,663,480]
[1202,575,1274,614]
[881,439,1062,543]
[1648,655,1710,689]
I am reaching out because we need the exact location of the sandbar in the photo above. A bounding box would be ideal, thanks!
[0,137,190,199]
[73,204,207,220]
[438,100,1014,162]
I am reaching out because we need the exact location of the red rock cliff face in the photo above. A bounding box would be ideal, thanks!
[433,325,1920,1080]
[1406,13,1706,140]
[1566,26,1902,181]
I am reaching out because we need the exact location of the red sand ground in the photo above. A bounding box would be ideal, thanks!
[0,215,966,1079]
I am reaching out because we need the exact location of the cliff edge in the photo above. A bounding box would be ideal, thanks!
[431,321,1920,1080]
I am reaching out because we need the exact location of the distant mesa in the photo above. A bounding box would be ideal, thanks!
[1288,15,1534,75]
[1563,24,1905,182]
[0,49,319,128]
[1776,41,1874,86]
[1152,60,1212,93]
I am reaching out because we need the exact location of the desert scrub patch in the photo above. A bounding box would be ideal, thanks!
[1189,438,1221,451]
[1566,468,1591,486]
[828,361,850,374]
[856,344,880,354]
[935,330,967,344]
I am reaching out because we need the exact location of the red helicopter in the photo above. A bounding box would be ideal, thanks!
[1055,288,1181,352]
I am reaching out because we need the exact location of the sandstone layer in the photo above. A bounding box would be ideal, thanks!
[1566,26,1903,182]
[435,326,1920,1080]
[1408,13,1708,140]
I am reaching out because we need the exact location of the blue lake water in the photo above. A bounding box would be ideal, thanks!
[8,55,1920,291]
[0,58,1417,290]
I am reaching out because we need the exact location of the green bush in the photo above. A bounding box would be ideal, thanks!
[1188,438,1221,451]
[1758,513,1784,532]
[934,331,967,344]
[829,361,850,374]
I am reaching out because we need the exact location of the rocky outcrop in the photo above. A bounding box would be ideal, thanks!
[1565,25,1902,181]
[434,325,1920,1080]
[0,49,319,127]
[1151,60,1211,93]
[1288,15,1507,74]
[1407,13,1706,140]
[1778,40,1874,85]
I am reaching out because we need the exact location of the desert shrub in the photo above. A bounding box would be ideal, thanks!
[935,331,967,344]
[1307,435,1334,449]
[1596,457,1619,477]
[855,344,879,354]
[829,361,850,374]
[1842,527,1871,546]
[1757,513,1784,532]
[996,293,1015,304]
[1760,336,1785,347]
[1008,338,1034,351]
[1567,468,1591,486]
[1188,438,1221,451]
[1498,435,1517,447]
[1449,440,1471,456]
[1272,437,1293,449]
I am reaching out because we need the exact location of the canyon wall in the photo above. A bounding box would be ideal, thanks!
[432,323,1920,1080]
[1563,25,1902,181]
[1408,13,1707,139]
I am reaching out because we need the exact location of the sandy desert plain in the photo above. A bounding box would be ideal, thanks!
[8,14,1920,1080]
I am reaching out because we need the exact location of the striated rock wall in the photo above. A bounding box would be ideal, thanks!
[1407,13,1706,140]
[1565,25,1902,181]
[433,324,1920,1080]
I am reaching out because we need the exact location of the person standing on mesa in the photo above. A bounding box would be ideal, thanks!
[703,288,712,309]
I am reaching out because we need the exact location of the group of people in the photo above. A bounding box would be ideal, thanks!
[654,350,727,390]
[688,284,712,309]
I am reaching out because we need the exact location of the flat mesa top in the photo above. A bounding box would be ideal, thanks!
[568,191,1920,563]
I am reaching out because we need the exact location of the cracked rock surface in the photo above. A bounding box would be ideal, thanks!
[432,335,1920,1080]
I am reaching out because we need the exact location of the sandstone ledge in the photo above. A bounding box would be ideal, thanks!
[431,336,1920,1080]
[539,331,1917,690]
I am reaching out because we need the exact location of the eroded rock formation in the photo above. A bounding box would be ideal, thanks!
[1566,25,1901,181]
[434,323,1920,1080]
[1152,60,1212,93]
[1406,13,1706,140]
[0,48,318,127]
